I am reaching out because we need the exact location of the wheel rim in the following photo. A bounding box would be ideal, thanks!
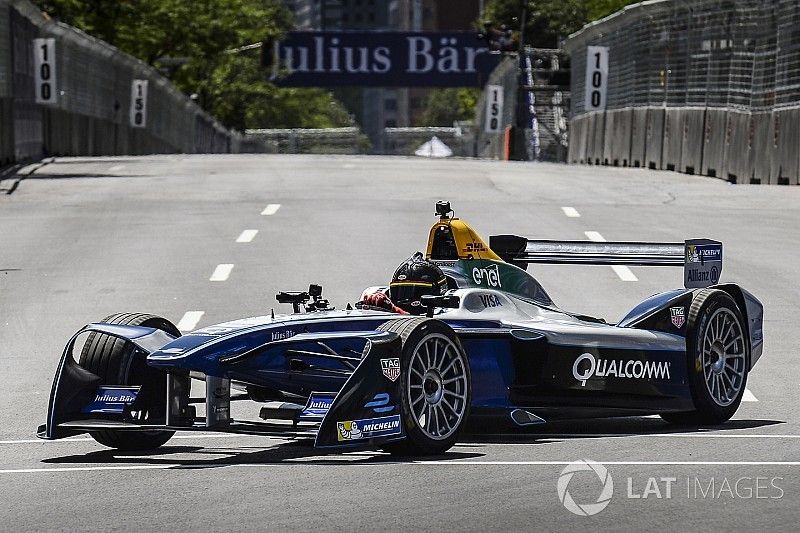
[701,307,746,407]
[407,333,468,441]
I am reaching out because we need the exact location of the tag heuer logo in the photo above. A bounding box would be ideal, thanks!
[380,358,401,382]
[670,307,685,328]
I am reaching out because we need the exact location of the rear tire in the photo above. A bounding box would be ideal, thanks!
[378,317,471,456]
[660,290,749,426]
[79,313,180,450]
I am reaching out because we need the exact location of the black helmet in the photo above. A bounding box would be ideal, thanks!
[389,253,448,314]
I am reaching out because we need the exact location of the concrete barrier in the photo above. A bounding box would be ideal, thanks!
[750,112,771,184]
[723,110,751,183]
[662,109,682,171]
[701,108,727,178]
[645,108,664,170]
[630,107,648,167]
[604,108,633,166]
[586,112,605,165]
[568,114,588,163]
[680,109,704,175]
[0,98,13,165]
[769,108,800,185]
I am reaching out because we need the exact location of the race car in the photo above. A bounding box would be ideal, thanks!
[39,202,764,455]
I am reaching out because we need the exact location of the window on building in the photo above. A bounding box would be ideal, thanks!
[384,99,397,111]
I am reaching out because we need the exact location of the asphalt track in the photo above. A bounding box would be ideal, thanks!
[1,154,799,531]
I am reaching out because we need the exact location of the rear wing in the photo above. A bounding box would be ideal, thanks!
[489,235,722,289]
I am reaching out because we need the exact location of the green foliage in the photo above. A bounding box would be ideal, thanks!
[482,0,639,48]
[34,0,353,130]
[419,88,480,127]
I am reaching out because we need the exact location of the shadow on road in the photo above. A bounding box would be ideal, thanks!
[460,417,784,445]
[39,417,784,469]
[41,438,486,468]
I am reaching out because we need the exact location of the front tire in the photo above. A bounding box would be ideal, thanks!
[378,317,471,456]
[79,312,180,450]
[660,290,749,426]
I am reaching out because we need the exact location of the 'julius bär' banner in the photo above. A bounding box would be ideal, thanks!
[264,31,499,87]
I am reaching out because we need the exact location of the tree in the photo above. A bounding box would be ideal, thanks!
[418,88,480,127]
[481,0,639,49]
[34,0,353,130]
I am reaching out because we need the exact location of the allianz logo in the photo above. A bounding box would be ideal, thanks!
[472,264,502,288]
[572,353,670,386]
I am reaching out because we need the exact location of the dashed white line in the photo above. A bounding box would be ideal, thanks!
[742,389,759,402]
[108,164,125,172]
[261,204,281,216]
[610,265,639,282]
[584,231,639,281]
[209,264,234,282]
[236,229,258,243]
[561,206,581,218]
[176,311,205,332]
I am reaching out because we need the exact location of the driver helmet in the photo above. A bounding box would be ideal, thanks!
[389,252,448,314]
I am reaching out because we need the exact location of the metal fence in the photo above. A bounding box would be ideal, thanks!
[383,127,475,157]
[0,0,243,167]
[564,0,800,184]
[474,51,569,162]
[244,127,370,154]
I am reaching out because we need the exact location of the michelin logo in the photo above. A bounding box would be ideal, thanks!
[337,414,402,441]
[572,353,670,386]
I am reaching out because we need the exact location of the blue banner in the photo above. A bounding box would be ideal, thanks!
[265,31,499,87]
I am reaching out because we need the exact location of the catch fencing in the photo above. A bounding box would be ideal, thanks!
[564,0,800,184]
[475,51,569,162]
[0,0,242,167]
[244,128,370,154]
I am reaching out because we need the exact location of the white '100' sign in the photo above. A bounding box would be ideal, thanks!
[130,80,148,128]
[584,46,608,111]
[33,38,57,104]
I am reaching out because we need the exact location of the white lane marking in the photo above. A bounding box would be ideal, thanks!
[742,389,758,402]
[0,434,281,445]
[0,465,177,474]
[4,460,799,474]
[236,229,258,243]
[261,204,281,216]
[209,264,234,282]
[457,434,800,442]
[176,311,204,332]
[410,461,800,466]
[5,432,798,447]
[108,164,125,172]
[585,231,639,281]
[561,207,580,218]
[611,265,639,282]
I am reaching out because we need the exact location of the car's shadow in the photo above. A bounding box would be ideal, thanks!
[460,417,785,445]
[42,438,485,468]
[41,417,784,468]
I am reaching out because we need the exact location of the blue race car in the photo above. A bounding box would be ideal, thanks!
[40,202,764,455]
